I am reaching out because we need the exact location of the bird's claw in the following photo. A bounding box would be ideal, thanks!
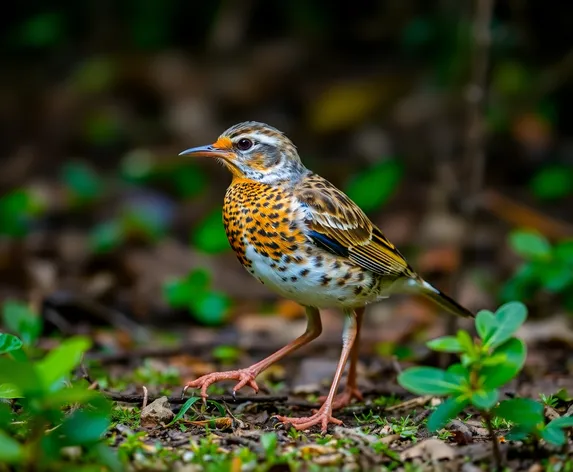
[274,406,343,433]
[182,368,260,400]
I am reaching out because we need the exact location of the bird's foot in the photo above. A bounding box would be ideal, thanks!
[183,368,259,400]
[319,386,364,410]
[274,405,343,433]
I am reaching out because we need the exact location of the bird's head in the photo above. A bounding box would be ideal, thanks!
[179,121,306,184]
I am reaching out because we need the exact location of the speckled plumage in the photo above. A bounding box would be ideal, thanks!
[179,121,473,432]
[223,175,402,309]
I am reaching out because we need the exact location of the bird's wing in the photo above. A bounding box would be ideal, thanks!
[295,173,412,277]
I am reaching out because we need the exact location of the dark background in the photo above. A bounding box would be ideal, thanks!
[1,0,572,335]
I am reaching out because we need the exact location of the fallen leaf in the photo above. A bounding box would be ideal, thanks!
[186,417,233,430]
[400,438,456,461]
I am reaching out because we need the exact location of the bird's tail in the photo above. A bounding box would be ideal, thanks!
[400,277,474,318]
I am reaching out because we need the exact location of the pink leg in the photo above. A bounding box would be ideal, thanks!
[183,306,322,399]
[275,309,359,432]
[320,307,364,410]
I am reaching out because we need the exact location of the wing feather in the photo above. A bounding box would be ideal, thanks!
[297,174,412,277]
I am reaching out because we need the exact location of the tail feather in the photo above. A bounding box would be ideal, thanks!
[403,277,474,318]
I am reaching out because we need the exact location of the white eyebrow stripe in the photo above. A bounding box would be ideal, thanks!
[235,132,278,147]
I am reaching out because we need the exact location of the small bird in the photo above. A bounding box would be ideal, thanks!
[179,121,473,432]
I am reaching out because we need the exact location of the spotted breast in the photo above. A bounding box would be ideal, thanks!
[223,178,382,308]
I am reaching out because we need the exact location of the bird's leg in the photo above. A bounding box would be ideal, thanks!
[275,309,358,432]
[319,306,364,410]
[183,306,322,400]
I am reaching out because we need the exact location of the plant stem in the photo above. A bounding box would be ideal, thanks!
[482,411,503,471]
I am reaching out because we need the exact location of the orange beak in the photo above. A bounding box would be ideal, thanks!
[179,137,234,159]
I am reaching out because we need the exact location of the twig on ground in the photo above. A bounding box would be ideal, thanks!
[480,189,573,239]
[142,386,149,410]
[482,412,503,470]
[102,390,288,405]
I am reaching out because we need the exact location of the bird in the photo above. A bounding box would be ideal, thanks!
[178,121,473,432]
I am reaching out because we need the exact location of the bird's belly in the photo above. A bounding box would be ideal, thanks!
[244,244,379,308]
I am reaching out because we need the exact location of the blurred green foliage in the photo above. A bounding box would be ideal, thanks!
[163,268,231,325]
[345,159,403,213]
[192,208,230,254]
[502,230,573,311]
[2,300,42,348]
[61,162,105,207]
[0,300,119,471]
[0,189,45,239]
[529,165,573,201]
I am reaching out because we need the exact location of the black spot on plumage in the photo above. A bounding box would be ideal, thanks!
[300,269,310,276]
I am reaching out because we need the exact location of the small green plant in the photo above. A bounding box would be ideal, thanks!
[493,398,573,446]
[399,301,573,468]
[502,230,573,311]
[162,268,231,326]
[0,333,119,470]
[398,302,528,468]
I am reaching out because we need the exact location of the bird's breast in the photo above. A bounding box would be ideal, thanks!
[223,181,307,269]
[222,180,382,307]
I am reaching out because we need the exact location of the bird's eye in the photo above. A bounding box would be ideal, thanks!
[236,138,253,151]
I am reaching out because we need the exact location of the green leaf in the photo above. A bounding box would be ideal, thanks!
[192,208,230,254]
[471,389,499,410]
[89,221,124,254]
[456,330,475,354]
[168,396,201,425]
[212,345,241,363]
[554,240,573,264]
[530,165,573,201]
[427,336,463,353]
[509,230,551,260]
[481,338,526,389]
[17,12,64,48]
[345,159,403,213]
[0,333,23,354]
[506,424,534,441]
[59,400,111,446]
[541,425,567,446]
[0,384,21,399]
[499,263,540,302]
[427,397,468,432]
[494,398,543,427]
[2,300,42,346]
[42,386,104,409]
[170,164,208,199]
[36,337,91,391]
[475,310,496,341]
[537,261,573,293]
[163,279,192,308]
[189,291,231,326]
[186,269,211,292]
[547,416,573,429]
[0,430,23,463]
[61,162,103,205]
[398,367,463,396]
[261,432,278,456]
[0,358,43,397]
[484,302,527,349]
